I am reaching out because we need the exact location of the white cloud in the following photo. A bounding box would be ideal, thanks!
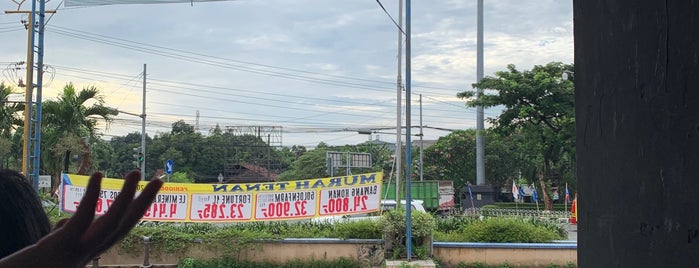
[0,0,573,146]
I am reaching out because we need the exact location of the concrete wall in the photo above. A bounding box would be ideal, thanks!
[97,240,576,267]
[433,242,576,268]
[98,239,384,266]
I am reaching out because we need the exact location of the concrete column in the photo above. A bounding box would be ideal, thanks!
[575,1,699,266]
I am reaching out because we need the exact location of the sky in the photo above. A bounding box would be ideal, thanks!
[0,0,573,148]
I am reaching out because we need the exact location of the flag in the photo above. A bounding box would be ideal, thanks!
[512,180,519,200]
[468,185,474,200]
[565,184,570,203]
[532,187,539,202]
[518,186,525,200]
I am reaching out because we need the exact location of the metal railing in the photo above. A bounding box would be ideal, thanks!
[463,207,571,219]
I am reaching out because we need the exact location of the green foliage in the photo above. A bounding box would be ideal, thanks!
[489,202,570,211]
[178,256,359,268]
[422,130,477,187]
[117,220,385,257]
[277,146,330,180]
[333,219,382,239]
[435,216,480,233]
[42,83,118,179]
[119,222,269,255]
[170,171,194,183]
[423,129,524,193]
[434,217,562,243]
[460,62,575,210]
[380,210,436,260]
[0,84,21,134]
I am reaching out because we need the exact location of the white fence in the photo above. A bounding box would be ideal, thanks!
[463,207,571,219]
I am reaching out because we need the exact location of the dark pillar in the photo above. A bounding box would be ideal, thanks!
[575,1,699,267]
[461,185,495,209]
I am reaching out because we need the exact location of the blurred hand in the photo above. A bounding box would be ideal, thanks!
[0,170,162,268]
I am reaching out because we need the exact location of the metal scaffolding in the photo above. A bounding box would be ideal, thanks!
[222,126,282,183]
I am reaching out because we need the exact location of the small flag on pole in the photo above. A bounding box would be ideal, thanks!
[512,180,519,200]
[532,187,538,202]
[468,185,474,200]
[565,184,570,203]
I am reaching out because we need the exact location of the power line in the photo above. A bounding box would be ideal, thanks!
[51,65,476,124]
[46,24,461,96]
[374,0,405,36]
[51,64,473,115]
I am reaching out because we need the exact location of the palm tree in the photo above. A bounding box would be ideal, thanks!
[0,83,24,137]
[0,83,24,168]
[42,83,118,182]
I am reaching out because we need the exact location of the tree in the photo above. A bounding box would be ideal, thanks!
[460,62,575,210]
[42,83,118,187]
[423,129,523,194]
[423,130,477,187]
[0,83,23,168]
[107,132,146,177]
[277,145,330,181]
[0,83,23,138]
[88,138,115,176]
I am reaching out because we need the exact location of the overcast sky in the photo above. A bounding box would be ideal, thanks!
[0,0,573,148]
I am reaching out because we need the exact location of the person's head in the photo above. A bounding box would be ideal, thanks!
[0,169,52,258]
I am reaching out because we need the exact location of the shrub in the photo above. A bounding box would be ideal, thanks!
[380,210,436,259]
[436,216,479,233]
[435,217,560,243]
[522,217,567,239]
[333,220,382,239]
[117,219,387,257]
[177,256,359,268]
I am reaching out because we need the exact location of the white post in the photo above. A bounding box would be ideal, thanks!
[395,0,403,203]
[141,64,146,181]
[475,0,485,185]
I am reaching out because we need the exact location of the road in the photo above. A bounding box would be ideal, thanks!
[564,223,577,241]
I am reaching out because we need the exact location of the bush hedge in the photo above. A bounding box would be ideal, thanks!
[434,217,564,243]
[118,220,381,256]
[178,256,359,268]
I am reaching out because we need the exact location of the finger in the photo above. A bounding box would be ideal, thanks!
[94,178,163,253]
[102,170,140,217]
[53,218,70,230]
[65,172,103,233]
[82,171,140,247]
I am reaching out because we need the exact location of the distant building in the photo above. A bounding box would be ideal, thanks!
[364,135,437,155]
[195,163,277,183]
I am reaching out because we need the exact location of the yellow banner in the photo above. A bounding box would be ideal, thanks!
[60,172,382,222]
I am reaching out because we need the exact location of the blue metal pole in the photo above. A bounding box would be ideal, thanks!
[404,0,412,261]
[32,0,45,191]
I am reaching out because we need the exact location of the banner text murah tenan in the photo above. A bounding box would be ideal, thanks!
[210,173,378,193]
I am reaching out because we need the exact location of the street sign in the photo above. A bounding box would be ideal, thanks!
[38,175,51,188]
[217,173,224,183]
[165,159,174,175]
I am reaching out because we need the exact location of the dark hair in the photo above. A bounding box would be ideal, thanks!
[0,169,52,258]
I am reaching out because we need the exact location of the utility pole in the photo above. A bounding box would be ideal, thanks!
[405,0,413,261]
[32,0,47,190]
[5,7,36,178]
[475,0,485,185]
[141,64,147,181]
[116,65,147,180]
[395,0,403,204]
[419,94,423,182]
[5,1,54,189]
[22,10,34,179]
